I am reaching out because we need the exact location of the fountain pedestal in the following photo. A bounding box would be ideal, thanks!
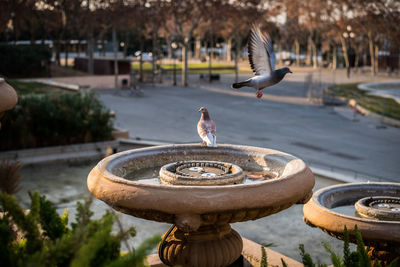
[88,144,315,267]
[159,224,242,267]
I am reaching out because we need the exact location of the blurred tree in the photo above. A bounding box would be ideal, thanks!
[224,0,265,83]
[165,0,205,86]
[1,0,399,77]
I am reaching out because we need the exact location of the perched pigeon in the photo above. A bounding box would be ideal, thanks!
[231,25,292,98]
[197,107,217,147]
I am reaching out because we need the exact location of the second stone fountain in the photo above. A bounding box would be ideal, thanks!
[87,144,315,267]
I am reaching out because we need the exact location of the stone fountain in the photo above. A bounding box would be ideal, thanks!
[0,78,18,129]
[303,182,400,264]
[88,144,315,266]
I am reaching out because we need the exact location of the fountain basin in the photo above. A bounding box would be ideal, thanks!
[303,182,400,247]
[88,144,314,266]
[88,144,314,227]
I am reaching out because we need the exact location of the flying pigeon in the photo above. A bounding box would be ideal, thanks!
[231,25,292,98]
[197,107,217,147]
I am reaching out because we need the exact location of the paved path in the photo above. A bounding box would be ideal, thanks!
[92,70,400,182]
[43,68,400,180]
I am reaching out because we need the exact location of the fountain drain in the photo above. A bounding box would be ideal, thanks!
[159,160,244,185]
[355,196,400,221]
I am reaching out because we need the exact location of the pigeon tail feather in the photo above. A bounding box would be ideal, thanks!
[204,133,217,147]
[231,80,250,89]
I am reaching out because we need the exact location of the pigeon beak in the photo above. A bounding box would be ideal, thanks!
[289,70,293,73]
[198,109,201,112]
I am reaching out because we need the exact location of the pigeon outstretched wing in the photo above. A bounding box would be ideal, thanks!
[248,25,275,75]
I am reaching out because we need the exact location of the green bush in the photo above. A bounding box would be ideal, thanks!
[299,226,399,267]
[0,192,160,267]
[0,92,113,151]
[0,45,51,78]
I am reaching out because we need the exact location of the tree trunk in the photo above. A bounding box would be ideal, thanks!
[77,40,80,57]
[306,35,312,66]
[234,33,241,83]
[152,30,157,85]
[123,30,129,58]
[354,46,359,73]
[368,32,376,76]
[87,35,94,74]
[375,44,379,74]
[295,38,300,66]
[64,40,69,67]
[139,39,144,82]
[87,0,94,74]
[55,39,61,66]
[113,26,119,91]
[278,43,283,66]
[332,46,337,70]
[102,39,106,56]
[340,36,349,69]
[209,32,213,83]
[227,37,232,62]
[182,40,189,87]
[167,37,172,59]
[312,40,317,69]
[398,50,400,74]
[195,37,201,59]
[203,41,208,61]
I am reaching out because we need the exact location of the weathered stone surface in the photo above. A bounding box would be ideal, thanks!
[88,143,315,267]
[303,182,400,263]
[0,78,18,125]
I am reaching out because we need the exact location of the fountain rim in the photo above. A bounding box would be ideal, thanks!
[95,143,307,190]
[309,182,400,225]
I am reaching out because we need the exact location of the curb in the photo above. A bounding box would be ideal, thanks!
[353,104,400,128]
[354,81,400,127]
[308,164,382,184]
[19,78,88,91]
[0,140,119,165]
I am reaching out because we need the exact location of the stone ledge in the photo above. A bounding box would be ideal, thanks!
[0,140,119,165]
[19,78,86,91]
[145,237,302,267]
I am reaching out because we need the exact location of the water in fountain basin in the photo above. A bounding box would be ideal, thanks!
[331,205,357,217]
[124,166,278,185]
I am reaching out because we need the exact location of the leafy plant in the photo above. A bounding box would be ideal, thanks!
[0,191,160,267]
[300,226,399,267]
[0,91,113,150]
[260,244,289,267]
[261,246,268,267]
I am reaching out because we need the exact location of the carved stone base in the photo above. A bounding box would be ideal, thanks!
[158,224,243,267]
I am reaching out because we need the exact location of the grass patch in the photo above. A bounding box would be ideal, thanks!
[328,83,400,120]
[7,80,73,95]
[131,62,249,74]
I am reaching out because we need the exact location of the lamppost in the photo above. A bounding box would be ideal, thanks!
[171,42,178,86]
[343,25,355,78]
